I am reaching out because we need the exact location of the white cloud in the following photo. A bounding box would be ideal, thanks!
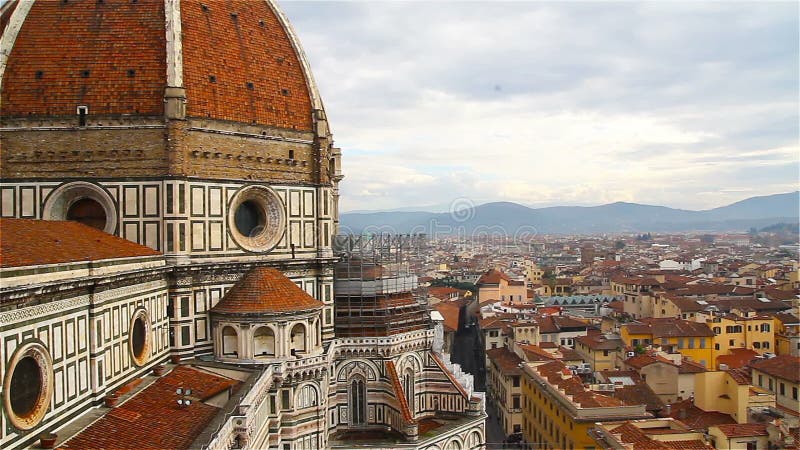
[283,1,799,212]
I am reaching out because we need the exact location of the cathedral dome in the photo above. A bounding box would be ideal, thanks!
[0,0,321,130]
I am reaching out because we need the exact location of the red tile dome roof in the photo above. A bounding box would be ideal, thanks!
[1,0,317,130]
[211,267,323,314]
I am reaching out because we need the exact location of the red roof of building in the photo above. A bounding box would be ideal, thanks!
[60,365,240,450]
[385,361,415,424]
[0,219,160,268]
[666,399,735,430]
[486,347,523,376]
[749,355,800,383]
[712,423,768,438]
[2,0,313,130]
[210,267,323,314]
[716,348,759,369]
[434,301,461,332]
[477,268,510,285]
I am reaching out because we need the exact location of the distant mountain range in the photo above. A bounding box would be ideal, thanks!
[339,191,800,235]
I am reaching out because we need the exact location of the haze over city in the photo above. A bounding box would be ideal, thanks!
[283,2,799,213]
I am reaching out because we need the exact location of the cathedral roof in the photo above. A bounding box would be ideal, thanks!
[0,0,319,130]
[210,267,323,315]
[60,365,240,450]
[0,218,160,268]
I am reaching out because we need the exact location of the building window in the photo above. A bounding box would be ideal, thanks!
[713,327,721,334]
[513,376,520,387]
[349,378,367,425]
[754,342,761,349]
[295,384,319,409]
[715,343,720,350]
[762,341,769,349]
[253,327,276,357]
[222,326,238,356]
[792,387,798,400]
[761,324,771,332]
[3,342,53,430]
[129,308,151,367]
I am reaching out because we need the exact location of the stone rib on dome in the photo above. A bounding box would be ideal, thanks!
[211,267,323,314]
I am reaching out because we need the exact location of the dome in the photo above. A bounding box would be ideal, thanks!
[0,0,321,129]
[0,0,338,183]
[211,267,323,315]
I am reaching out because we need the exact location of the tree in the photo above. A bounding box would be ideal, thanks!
[614,240,625,250]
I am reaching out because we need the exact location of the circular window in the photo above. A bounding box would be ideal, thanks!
[10,357,43,417]
[42,181,117,234]
[3,342,53,430]
[234,200,265,237]
[228,186,286,253]
[129,309,151,367]
[66,198,107,230]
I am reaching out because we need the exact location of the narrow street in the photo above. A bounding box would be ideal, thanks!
[450,325,486,389]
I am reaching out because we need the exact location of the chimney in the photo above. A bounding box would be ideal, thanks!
[664,404,671,416]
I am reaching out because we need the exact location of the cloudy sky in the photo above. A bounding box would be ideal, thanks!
[281,1,799,213]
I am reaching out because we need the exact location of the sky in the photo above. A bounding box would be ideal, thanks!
[282,1,799,213]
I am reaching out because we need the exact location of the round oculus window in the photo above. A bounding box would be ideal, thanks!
[234,200,266,237]
[42,181,117,234]
[3,342,53,430]
[10,357,42,418]
[228,186,285,253]
[129,309,151,367]
[66,198,107,230]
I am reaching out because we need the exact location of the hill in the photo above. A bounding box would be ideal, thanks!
[340,191,799,235]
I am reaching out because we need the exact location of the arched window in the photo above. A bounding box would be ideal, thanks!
[349,377,366,425]
[468,431,482,449]
[254,327,275,357]
[404,368,415,413]
[222,326,238,356]
[295,384,319,409]
[290,323,307,355]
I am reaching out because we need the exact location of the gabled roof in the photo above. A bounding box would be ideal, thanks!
[0,219,160,268]
[210,267,323,314]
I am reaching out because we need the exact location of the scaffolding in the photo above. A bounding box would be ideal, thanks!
[332,234,431,337]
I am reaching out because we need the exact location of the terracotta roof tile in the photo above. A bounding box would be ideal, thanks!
[434,301,461,332]
[667,399,735,429]
[0,219,160,268]
[712,423,768,438]
[750,355,800,383]
[60,366,240,450]
[477,268,510,285]
[210,267,323,314]
[2,0,166,117]
[486,347,523,376]
[386,361,415,424]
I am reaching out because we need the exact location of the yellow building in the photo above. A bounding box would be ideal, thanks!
[699,310,776,366]
[708,424,770,450]
[774,310,800,356]
[520,360,651,450]
[620,318,714,367]
[486,347,525,437]
[477,268,527,304]
[574,333,623,371]
[694,369,775,424]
